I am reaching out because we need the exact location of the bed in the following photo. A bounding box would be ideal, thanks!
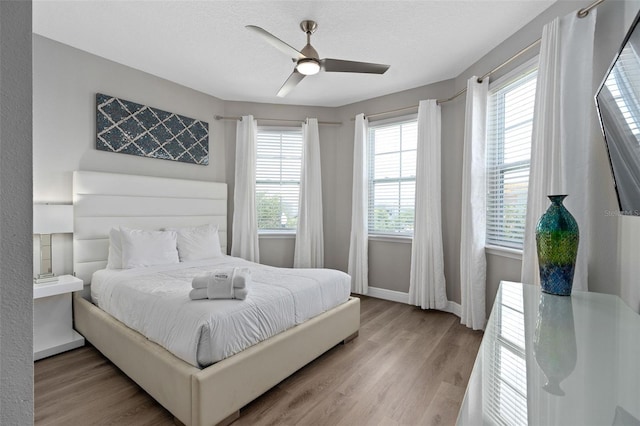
[71,171,360,426]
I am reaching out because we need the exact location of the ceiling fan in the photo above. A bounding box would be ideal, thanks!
[246,20,390,97]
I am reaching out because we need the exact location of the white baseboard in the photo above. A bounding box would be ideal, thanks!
[443,301,462,317]
[366,286,409,304]
[364,287,462,319]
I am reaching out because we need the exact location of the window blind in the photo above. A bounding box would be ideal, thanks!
[606,44,640,137]
[255,128,303,232]
[486,65,538,249]
[367,118,417,235]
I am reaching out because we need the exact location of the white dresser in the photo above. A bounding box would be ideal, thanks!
[457,281,640,426]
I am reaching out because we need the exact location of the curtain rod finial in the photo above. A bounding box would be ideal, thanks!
[577,0,604,18]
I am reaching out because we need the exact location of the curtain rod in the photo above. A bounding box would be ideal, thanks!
[355,0,605,121]
[214,115,342,126]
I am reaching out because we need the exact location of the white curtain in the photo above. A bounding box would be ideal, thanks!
[231,115,260,262]
[294,118,324,268]
[348,113,369,294]
[521,11,596,291]
[460,78,489,330]
[409,100,448,309]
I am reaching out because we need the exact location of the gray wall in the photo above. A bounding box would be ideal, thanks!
[1,0,33,424]
[33,35,227,274]
[453,0,640,311]
[333,79,458,296]
[453,0,597,311]
[222,101,340,268]
[33,0,640,316]
[33,35,227,205]
[306,0,640,311]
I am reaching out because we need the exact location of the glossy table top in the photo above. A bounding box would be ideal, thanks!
[457,281,640,426]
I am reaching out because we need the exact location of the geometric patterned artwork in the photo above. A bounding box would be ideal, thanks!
[96,93,209,165]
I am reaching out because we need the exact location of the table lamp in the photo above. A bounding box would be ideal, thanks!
[33,204,73,283]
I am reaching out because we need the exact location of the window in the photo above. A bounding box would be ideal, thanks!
[368,117,417,236]
[486,61,538,249]
[255,127,303,233]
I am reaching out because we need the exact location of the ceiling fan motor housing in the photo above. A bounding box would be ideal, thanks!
[300,44,319,61]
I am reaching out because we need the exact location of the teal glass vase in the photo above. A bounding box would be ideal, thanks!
[535,195,579,296]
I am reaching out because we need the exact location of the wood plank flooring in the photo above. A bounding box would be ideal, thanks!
[35,296,482,426]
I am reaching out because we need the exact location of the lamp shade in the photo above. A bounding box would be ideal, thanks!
[33,204,74,234]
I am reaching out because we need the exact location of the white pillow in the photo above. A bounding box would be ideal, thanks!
[106,227,123,269]
[167,224,222,262]
[168,224,223,262]
[120,227,180,269]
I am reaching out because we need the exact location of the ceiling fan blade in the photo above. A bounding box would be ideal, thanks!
[246,25,305,59]
[321,59,390,74]
[277,70,306,97]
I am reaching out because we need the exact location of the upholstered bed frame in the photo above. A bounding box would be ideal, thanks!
[71,171,360,426]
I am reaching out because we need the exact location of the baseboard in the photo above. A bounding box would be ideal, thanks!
[365,287,462,319]
[442,301,462,317]
[366,286,409,304]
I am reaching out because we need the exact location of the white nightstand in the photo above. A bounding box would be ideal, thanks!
[33,274,85,360]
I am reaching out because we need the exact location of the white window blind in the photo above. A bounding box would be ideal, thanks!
[368,117,417,236]
[486,64,538,249]
[255,127,303,233]
[605,44,640,137]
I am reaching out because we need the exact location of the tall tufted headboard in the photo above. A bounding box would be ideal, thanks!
[73,171,227,286]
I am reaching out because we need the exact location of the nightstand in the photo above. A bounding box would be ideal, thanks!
[33,274,85,360]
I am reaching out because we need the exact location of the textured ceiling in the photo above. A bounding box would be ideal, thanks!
[33,1,556,107]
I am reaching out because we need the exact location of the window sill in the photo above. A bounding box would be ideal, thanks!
[485,245,523,261]
[368,235,412,244]
[258,232,295,239]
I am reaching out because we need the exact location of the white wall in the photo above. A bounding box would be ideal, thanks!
[0,1,33,423]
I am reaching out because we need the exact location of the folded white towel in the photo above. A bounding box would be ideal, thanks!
[189,287,248,301]
[232,268,251,289]
[192,268,252,289]
[192,272,217,289]
[207,274,235,299]
[190,268,252,300]
[189,288,208,300]
[234,287,248,300]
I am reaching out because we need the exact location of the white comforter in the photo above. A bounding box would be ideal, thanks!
[91,256,350,368]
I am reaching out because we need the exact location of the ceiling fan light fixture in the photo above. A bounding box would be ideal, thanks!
[296,58,320,75]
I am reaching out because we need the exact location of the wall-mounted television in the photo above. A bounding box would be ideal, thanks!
[596,9,640,215]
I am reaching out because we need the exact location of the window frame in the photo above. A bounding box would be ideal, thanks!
[485,57,539,253]
[367,114,418,238]
[255,125,303,235]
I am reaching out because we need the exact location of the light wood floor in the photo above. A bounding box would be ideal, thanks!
[35,296,483,426]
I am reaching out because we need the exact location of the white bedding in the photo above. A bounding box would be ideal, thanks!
[90,256,350,368]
